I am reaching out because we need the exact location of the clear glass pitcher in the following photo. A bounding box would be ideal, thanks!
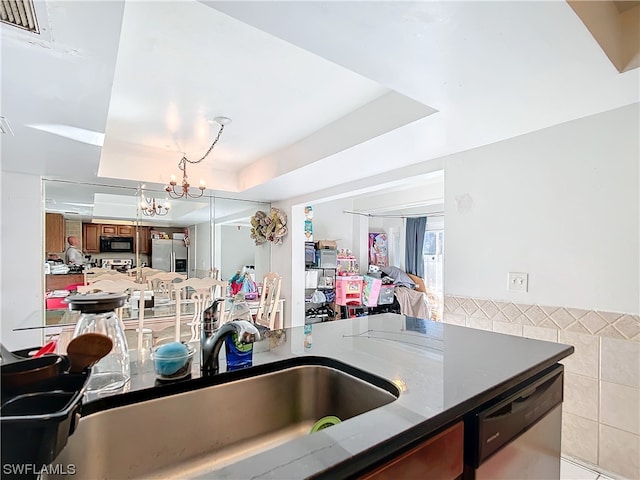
[67,292,130,392]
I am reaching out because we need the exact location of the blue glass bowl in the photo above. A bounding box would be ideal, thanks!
[150,343,195,380]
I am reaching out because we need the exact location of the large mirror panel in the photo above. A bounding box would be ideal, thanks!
[213,198,270,285]
[42,179,270,326]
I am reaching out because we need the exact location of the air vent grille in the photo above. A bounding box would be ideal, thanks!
[0,116,14,136]
[0,0,39,33]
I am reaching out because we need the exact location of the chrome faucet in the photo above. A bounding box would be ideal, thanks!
[201,320,261,376]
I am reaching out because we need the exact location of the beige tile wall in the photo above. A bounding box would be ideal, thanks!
[64,219,82,249]
[444,296,640,479]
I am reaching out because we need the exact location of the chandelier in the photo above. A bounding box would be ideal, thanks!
[165,116,231,199]
[140,195,169,217]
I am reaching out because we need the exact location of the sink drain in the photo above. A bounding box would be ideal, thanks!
[310,416,342,433]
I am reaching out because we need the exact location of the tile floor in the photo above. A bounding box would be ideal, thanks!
[561,457,615,480]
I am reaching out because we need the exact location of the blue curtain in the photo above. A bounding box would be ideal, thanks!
[405,217,427,277]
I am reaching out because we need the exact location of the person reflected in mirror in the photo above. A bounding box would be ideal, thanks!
[65,236,84,264]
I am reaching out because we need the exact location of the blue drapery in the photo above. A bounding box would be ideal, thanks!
[405,217,427,277]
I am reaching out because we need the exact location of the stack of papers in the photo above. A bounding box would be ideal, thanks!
[49,290,70,298]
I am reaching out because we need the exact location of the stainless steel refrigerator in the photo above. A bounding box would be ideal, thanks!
[150,239,188,274]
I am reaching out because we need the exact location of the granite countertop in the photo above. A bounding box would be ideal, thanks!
[82,313,574,479]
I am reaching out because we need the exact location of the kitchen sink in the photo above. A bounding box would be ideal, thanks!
[50,357,399,479]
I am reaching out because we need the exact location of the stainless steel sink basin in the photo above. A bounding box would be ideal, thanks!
[51,357,399,479]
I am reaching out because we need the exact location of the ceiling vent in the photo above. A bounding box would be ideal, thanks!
[0,0,39,33]
[0,116,15,136]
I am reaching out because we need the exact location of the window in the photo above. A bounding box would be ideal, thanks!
[423,217,444,321]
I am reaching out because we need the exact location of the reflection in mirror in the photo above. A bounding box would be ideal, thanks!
[42,179,270,328]
[213,198,270,285]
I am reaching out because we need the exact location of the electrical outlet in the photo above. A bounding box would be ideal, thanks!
[508,272,528,292]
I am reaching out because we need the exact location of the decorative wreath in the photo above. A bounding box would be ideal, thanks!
[250,207,288,246]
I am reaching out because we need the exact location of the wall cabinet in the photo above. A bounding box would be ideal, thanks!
[82,224,101,253]
[359,422,463,480]
[45,213,65,254]
[84,223,150,254]
[136,226,150,254]
[101,225,134,236]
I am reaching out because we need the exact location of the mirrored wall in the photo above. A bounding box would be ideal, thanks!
[43,178,270,287]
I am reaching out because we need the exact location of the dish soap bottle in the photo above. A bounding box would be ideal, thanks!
[225,292,255,371]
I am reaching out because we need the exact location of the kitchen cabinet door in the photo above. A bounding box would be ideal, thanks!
[136,226,150,254]
[100,224,134,236]
[45,213,65,254]
[83,224,101,253]
[101,225,117,236]
[359,422,463,480]
[118,225,134,236]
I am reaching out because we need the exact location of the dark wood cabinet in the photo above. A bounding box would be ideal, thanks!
[84,223,148,254]
[359,422,463,480]
[83,224,101,253]
[45,213,65,254]
[46,273,85,291]
[136,226,150,254]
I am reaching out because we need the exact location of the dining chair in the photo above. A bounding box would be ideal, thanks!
[207,268,220,280]
[145,272,187,302]
[128,266,162,283]
[172,277,228,343]
[254,272,282,330]
[77,278,149,352]
[85,270,131,285]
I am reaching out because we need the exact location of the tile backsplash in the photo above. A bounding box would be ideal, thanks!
[444,295,640,479]
[444,296,640,341]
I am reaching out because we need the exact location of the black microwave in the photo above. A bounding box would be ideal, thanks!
[100,236,134,253]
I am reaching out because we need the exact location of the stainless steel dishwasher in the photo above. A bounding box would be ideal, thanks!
[463,364,564,479]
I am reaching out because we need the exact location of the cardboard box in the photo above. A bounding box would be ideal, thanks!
[315,240,337,250]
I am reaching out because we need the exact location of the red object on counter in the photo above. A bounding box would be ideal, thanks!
[33,340,57,357]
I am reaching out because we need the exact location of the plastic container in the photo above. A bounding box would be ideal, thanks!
[316,249,337,268]
[1,361,89,475]
[151,343,195,380]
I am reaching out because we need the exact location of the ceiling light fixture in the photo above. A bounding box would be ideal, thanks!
[165,116,231,199]
[140,195,169,217]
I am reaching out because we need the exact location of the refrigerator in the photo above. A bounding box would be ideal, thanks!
[151,239,188,274]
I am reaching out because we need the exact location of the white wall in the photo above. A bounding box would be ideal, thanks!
[445,104,639,314]
[1,172,43,348]
[220,225,255,281]
[193,220,212,278]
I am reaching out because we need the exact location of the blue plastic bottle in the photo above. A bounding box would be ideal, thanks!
[224,333,254,371]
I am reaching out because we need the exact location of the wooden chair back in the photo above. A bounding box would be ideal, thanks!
[146,272,187,301]
[254,272,282,330]
[77,279,149,351]
[173,277,228,343]
[128,267,162,283]
[85,270,131,285]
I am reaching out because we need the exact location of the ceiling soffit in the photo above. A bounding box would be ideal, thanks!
[99,0,436,193]
[568,0,640,73]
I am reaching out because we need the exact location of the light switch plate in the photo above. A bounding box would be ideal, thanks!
[508,272,528,292]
